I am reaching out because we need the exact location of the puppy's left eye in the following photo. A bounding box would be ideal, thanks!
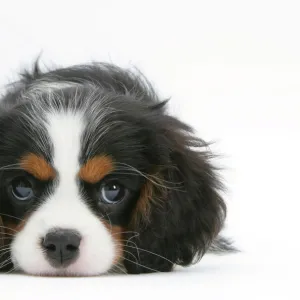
[10,177,34,201]
[98,181,128,204]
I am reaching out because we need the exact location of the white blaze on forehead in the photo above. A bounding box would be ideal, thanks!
[47,111,83,176]
[11,110,116,275]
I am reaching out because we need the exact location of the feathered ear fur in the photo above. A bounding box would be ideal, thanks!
[124,111,232,274]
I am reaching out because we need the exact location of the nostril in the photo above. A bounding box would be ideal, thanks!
[45,243,56,252]
[42,237,57,252]
[66,244,78,252]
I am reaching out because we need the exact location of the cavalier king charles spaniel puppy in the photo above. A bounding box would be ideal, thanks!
[0,62,234,276]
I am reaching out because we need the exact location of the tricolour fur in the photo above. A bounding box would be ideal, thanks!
[0,61,235,275]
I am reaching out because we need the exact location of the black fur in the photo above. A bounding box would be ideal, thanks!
[123,115,229,273]
[0,61,235,274]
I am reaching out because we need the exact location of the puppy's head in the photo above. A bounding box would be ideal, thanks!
[0,63,227,275]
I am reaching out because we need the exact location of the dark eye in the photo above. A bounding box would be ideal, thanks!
[10,177,34,201]
[98,181,128,204]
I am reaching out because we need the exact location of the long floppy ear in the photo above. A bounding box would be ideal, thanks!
[123,114,229,274]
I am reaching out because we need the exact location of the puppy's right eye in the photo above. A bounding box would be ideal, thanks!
[10,177,34,201]
[98,181,129,204]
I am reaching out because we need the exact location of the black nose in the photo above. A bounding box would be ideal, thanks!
[42,229,81,268]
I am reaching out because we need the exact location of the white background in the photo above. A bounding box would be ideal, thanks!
[0,0,299,299]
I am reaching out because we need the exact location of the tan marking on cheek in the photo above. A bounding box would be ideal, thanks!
[130,176,167,227]
[131,181,153,226]
[79,155,114,183]
[20,153,55,181]
[5,220,26,233]
[102,221,124,264]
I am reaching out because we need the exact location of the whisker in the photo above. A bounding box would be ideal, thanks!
[0,262,12,269]
[125,237,141,261]
[111,231,140,237]
[105,172,141,177]
[5,265,16,274]
[0,167,23,172]
[0,244,11,250]
[0,246,11,251]
[116,238,175,265]
[122,244,175,265]
[115,239,141,261]
[0,250,11,259]
[0,226,18,233]
[0,248,11,254]
[118,248,138,263]
[104,213,113,233]
[110,263,127,275]
[0,260,12,269]
[0,163,21,171]
[0,232,17,237]
[0,213,24,221]
[114,163,185,191]
[122,257,159,273]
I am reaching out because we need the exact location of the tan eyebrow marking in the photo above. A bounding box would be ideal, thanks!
[20,153,56,181]
[79,155,114,183]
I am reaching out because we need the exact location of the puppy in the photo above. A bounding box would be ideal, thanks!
[0,62,233,276]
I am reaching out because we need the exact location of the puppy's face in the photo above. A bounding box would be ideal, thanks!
[0,64,227,275]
